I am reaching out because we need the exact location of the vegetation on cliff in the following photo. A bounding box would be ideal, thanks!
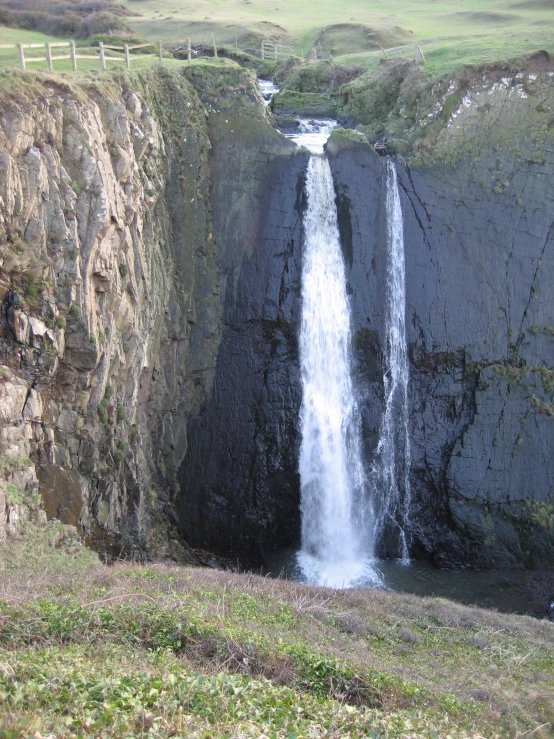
[1,527,553,738]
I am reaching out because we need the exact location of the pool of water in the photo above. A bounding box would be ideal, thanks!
[264,548,551,616]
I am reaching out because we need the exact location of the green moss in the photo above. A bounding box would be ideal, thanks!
[271,90,338,117]
[6,482,23,505]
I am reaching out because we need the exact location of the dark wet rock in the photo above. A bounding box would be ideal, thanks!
[177,111,308,563]
[327,67,554,568]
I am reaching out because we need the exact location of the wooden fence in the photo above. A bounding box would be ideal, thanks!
[379,44,426,63]
[261,41,295,61]
[0,40,164,71]
[0,36,427,74]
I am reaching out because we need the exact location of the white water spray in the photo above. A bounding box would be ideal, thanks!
[372,161,412,562]
[297,151,381,588]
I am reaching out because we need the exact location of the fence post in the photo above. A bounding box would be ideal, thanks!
[70,40,77,71]
[158,40,163,66]
[380,46,389,59]
[99,41,106,70]
[235,37,238,51]
[17,42,25,70]
[187,38,191,66]
[211,33,217,57]
[417,45,425,62]
[46,42,53,72]
[261,41,265,60]
[274,44,277,62]
[124,44,130,69]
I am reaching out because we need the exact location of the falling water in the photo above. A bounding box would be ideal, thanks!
[297,145,381,588]
[372,161,412,562]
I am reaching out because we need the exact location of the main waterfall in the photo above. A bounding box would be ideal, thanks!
[297,149,380,588]
[290,118,411,587]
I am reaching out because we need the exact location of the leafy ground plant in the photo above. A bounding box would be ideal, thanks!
[1,526,554,737]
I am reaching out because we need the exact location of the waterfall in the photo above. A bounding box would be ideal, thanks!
[297,154,380,588]
[372,160,412,562]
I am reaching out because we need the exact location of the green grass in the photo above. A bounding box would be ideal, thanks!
[1,525,553,737]
[2,0,552,76]
[117,0,554,77]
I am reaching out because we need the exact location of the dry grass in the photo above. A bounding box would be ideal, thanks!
[1,527,553,737]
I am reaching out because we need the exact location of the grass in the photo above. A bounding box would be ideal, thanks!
[2,0,552,76]
[1,526,553,738]
[116,0,554,77]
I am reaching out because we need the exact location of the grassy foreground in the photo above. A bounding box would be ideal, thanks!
[1,526,553,738]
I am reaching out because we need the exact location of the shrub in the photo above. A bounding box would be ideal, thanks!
[75,11,132,39]
[55,316,66,329]
[6,483,23,505]
[96,400,108,425]
[116,403,126,421]
[69,304,80,318]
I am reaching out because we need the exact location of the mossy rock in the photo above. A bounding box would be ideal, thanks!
[326,127,371,156]
[271,90,338,117]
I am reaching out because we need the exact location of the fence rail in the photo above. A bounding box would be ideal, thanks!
[261,41,295,61]
[379,44,426,63]
[0,39,164,71]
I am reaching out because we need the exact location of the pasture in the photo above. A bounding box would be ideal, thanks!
[123,0,554,76]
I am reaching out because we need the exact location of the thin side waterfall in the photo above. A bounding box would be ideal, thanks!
[297,154,380,588]
[372,160,412,562]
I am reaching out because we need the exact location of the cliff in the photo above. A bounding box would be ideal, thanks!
[1,56,553,570]
[327,57,554,568]
[0,64,304,561]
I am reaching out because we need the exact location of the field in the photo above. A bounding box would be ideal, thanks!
[121,0,554,76]
[0,0,552,77]
[0,524,554,738]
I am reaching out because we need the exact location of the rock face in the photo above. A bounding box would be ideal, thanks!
[0,65,306,562]
[0,69,224,558]
[178,112,307,562]
[327,63,554,568]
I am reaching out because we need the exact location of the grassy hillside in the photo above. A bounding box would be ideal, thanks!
[121,0,554,76]
[1,525,553,738]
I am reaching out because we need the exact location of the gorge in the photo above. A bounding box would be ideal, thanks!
[1,57,554,583]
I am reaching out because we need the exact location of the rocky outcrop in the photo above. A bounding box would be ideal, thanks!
[0,69,222,559]
[0,65,306,563]
[327,61,554,568]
